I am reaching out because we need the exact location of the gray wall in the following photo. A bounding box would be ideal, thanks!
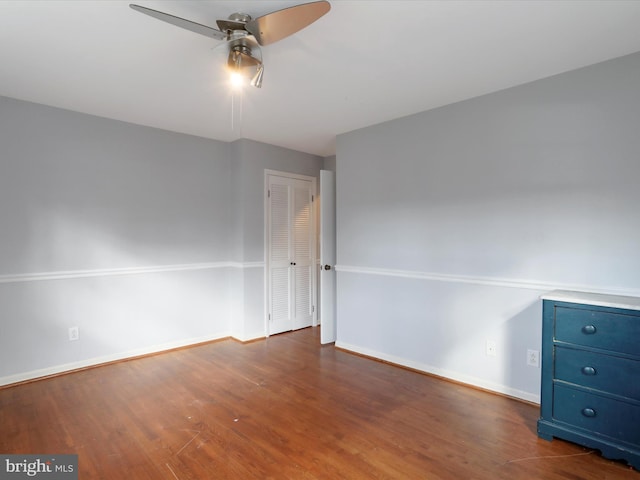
[0,96,321,384]
[1,97,232,272]
[335,52,640,402]
[323,155,336,172]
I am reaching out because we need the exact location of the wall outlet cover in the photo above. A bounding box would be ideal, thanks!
[527,349,539,367]
[68,326,79,341]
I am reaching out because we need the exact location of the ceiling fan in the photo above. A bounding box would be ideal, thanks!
[130,1,331,88]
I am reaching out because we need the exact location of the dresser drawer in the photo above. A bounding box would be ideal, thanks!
[553,384,640,445]
[555,347,640,400]
[554,306,640,356]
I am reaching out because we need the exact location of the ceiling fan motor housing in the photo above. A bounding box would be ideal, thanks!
[216,12,251,34]
[228,13,251,23]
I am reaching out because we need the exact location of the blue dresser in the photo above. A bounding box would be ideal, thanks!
[537,290,640,469]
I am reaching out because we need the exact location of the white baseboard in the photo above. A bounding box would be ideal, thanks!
[335,340,541,404]
[231,332,266,343]
[0,332,231,387]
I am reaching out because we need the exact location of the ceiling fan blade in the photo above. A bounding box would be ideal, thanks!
[129,4,226,41]
[245,1,331,46]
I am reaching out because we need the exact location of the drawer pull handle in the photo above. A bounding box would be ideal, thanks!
[581,325,597,335]
[581,407,596,418]
[581,366,597,376]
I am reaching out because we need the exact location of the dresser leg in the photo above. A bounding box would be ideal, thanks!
[537,420,554,441]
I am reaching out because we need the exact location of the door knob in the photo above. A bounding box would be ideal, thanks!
[324,264,331,270]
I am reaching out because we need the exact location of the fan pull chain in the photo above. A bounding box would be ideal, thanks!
[239,89,243,137]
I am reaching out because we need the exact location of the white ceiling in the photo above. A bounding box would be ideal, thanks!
[2,1,640,157]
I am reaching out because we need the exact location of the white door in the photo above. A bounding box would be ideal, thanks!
[266,172,316,335]
[320,170,336,344]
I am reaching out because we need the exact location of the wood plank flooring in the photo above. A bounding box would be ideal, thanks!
[0,327,636,479]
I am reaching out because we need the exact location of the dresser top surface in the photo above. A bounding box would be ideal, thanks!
[540,290,640,311]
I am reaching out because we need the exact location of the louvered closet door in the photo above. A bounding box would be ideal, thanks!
[268,181,292,335]
[292,183,313,330]
[267,174,315,336]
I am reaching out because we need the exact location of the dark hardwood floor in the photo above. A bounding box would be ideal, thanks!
[0,327,636,479]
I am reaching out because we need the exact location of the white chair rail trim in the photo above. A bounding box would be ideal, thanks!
[335,265,640,297]
[0,261,265,284]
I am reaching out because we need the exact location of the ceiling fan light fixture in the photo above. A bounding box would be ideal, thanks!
[229,71,245,89]
[225,41,263,88]
[251,63,264,88]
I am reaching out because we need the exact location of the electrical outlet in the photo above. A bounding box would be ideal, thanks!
[68,326,79,341]
[486,340,497,357]
[527,349,539,367]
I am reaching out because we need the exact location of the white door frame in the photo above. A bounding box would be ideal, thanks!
[264,169,317,336]
[320,170,336,344]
